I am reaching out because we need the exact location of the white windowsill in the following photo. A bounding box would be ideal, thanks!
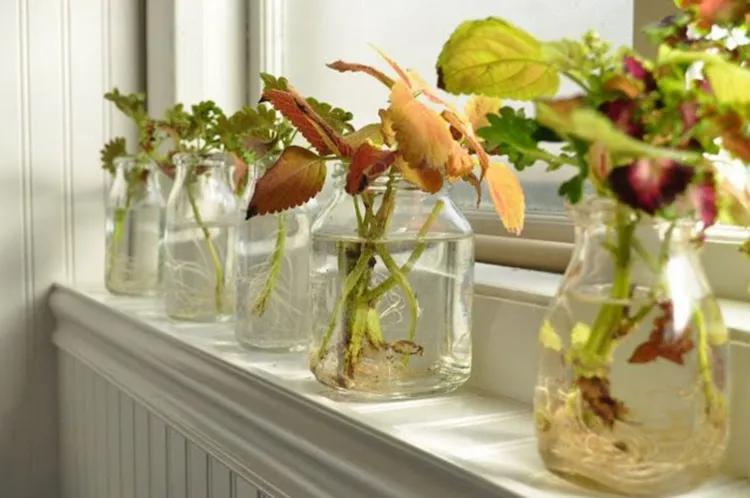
[474,263,750,344]
[50,277,750,498]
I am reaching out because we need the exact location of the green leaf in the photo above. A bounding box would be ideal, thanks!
[104,88,148,123]
[558,171,586,203]
[536,102,703,164]
[436,17,560,100]
[100,137,128,175]
[306,97,355,135]
[478,107,568,171]
[260,73,289,92]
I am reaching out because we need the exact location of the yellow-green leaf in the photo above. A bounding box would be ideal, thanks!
[705,63,750,107]
[536,102,702,164]
[571,322,591,349]
[436,17,560,100]
[539,320,562,351]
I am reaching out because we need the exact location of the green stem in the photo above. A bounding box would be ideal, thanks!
[363,200,445,303]
[186,178,225,314]
[316,246,375,362]
[581,208,635,367]
[106,190,133,282]
[252,212,287,317]
[694,306,721,415]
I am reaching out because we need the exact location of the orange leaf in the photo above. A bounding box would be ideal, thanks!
[463,172,483,207]
[603,75,642,99]
[389,80,453,170]
[378,109,396,147]
[465,95,503,135]
[405,69,446,105]
[246,146,326,218]
[627,341,661,364]
[326,60,395,88]
[722,132,750,162]
[486,162,525,234]
[346,144,396,195]
[441,109,490,177]
[395,156,444,194]
[371,44,411,87]
[446,143,474,179]
[262,88,352,157]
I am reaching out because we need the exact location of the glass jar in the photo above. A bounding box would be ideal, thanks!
[235,199,319,351]
[535,198,729,496]
[105,156,165,296]
[163,152,238,322]
[309,169,474,399]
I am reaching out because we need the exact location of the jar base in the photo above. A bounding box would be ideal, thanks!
[311,357,470,401]
[166,311,233,324]
[235,337,307,354]
[105,282,161,298]
[537,405,727,497]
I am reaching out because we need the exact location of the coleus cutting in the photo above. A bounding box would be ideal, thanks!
[436,15,750,425]
[101,88,296,195]
[244,48,526,236]
[646,0,749,63]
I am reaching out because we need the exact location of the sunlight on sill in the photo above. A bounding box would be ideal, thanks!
[473,262,750,343]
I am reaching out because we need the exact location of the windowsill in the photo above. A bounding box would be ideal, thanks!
[50,280,750,497]
[474,263,750,344]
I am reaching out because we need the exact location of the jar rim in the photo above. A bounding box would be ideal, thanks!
[173,151,231,168]
[566,196,700,228]
[113,155,154,169]
[332,161,427,192]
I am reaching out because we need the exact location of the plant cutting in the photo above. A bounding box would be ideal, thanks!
[437,9,749,496]
[101,89,169,295]
[159,100,294,321]
[245,49,525,396]
[228,89,327,350]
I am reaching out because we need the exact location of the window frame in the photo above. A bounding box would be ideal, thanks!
[247,0,749,302]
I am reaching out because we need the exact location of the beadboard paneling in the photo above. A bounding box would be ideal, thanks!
[59,352,270,498]
[0,0,144,496]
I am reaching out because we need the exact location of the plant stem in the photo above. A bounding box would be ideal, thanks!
[252,211,287,317]
[185,177,225,314]
[581,208,635,368]
[316,245,374,362]
[363,200,445,303]
[694,306,721,415]
[106,189,133,283]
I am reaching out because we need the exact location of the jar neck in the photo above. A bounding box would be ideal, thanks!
[569,197,701,275]
[333,165,437,197]
[113,156,159,189]
[173,152,232,185]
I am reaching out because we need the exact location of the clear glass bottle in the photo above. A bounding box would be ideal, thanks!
[105,156,164,296]
[234,198,319,351]
[535,198,729,496]
[309,169,474,399]
[163,152,238,322]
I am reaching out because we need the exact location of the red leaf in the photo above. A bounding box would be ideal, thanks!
[262,88,352,157]
[345,144,397,194]
[326,61,395,88]
[627,341,661,364]
[246,146,326,218]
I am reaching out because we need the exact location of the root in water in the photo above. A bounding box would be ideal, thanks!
[106,253,159,295]
[536,383,727,495]
[164,258,233,319]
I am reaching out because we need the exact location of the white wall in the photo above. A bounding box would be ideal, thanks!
[273,0,634,190]
[59,352,270,498]
[0,1,144,496]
